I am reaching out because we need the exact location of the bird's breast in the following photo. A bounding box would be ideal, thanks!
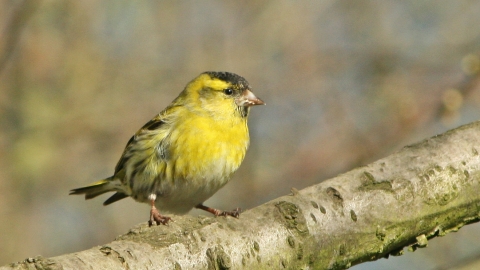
[168,114,249,182]
[126,110,250,213]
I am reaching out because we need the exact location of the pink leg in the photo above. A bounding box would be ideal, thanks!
[148,194,171,226]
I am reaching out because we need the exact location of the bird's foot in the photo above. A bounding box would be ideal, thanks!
[148,206,171,226]
[217,207,242,218]
[148,193,171,226]
[196,204,242,218]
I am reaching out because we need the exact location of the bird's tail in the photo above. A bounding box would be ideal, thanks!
[69,178,114,199]
[70,177,129,205]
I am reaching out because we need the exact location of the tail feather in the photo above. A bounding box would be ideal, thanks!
[70,179,114,200]
[103,192,129,205]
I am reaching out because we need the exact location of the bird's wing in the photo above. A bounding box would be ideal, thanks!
[113,114,167,175]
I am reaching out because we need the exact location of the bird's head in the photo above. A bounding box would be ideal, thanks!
[180,72,265,120]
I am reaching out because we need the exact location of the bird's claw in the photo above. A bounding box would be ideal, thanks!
[217,207,242,218]
[149,207,171,226]
[196,204,242,218]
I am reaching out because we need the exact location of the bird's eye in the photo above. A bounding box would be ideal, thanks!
[223,88,234,96]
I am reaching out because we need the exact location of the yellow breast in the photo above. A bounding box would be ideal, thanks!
[167,111,249,183]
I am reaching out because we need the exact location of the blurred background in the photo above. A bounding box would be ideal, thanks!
[1,0,480,269]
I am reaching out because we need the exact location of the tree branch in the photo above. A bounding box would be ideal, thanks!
[4,122,480,269]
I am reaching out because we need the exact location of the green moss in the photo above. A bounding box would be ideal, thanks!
[415,234,428,247]
[359,171,394,193]
[287,236,295,248]
[253,241,260,252]
[310,213,317,223]
[350,210,358,222]
[207,246,232,270]
[376,226,386,241]
[275,201,309,235]
[363,171,376,183]
[117,216,215,247]
[326,187,344,209]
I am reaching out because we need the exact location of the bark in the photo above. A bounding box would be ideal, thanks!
[4,121,480,270]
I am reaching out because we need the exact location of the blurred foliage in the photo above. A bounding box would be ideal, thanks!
[1,0,480,268]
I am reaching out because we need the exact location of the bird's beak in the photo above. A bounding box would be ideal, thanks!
[236,89,265,107]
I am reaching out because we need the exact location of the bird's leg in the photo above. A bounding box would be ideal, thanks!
[148,194,171,226]
[195,203,242,218]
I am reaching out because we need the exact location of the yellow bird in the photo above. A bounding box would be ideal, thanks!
[70,72,264,225]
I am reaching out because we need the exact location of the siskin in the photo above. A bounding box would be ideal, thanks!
[70,72,264,226]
